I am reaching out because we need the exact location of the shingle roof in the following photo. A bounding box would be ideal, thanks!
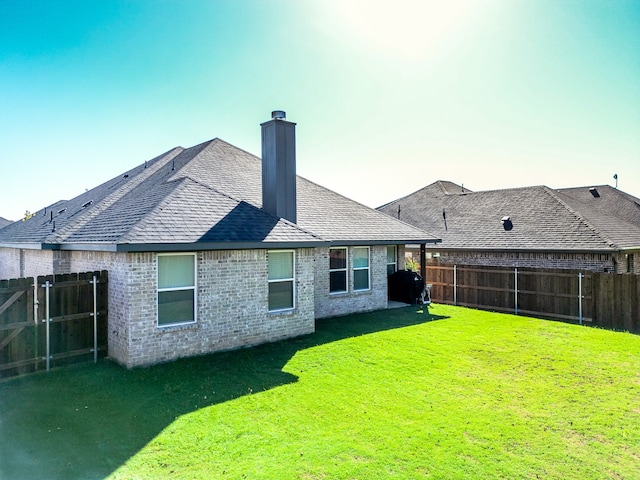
[0,217,12,230]
[557,185,640,227]
[0,138,437,251]
[377,181,640,252]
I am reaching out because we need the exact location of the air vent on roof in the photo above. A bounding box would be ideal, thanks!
[82,200,93,208]
[57,208,66,215]
[501,216,513,231]
[123,174,129,179]
[589,187,600,198]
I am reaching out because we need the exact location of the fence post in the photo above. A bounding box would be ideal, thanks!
[44,280,50,372]
[91,275,98,363]
[578,272,583,325]
[33,279,39,370]
[454,265,457,306]
[514,267,519,315]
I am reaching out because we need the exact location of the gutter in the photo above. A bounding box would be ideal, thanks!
[8,238,441,253]
[0,243,46,250]
[417,246,619,254]
[39,240,330,253]
[327,238,441,247]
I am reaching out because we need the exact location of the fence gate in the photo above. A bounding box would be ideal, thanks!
[0,270,108,379]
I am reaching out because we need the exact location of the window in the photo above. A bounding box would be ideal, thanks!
[329,247,348,293]
[157,253,196,327]
[353,247,370,291]
[268,250,295,311]
[387,245,397,276]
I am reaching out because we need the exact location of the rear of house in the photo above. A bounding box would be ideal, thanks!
[0,112,439,367]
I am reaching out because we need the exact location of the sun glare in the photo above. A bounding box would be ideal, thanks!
[331,0,479,62]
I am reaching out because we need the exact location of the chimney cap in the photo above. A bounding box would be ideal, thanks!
[271,110,286,120]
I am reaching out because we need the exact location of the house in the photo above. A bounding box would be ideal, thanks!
[377,180,640,274]
[0,217,12,230]
[0,112,439,368]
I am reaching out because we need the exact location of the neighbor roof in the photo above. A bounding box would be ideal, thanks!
[377,181,640,252]
[0,217,12,230]
[0,139,438,251]
[557,185,640,227]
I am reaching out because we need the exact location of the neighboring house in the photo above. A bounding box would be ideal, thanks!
[0,217,12,230]
[377,180,640,274]
[0,112,439,368]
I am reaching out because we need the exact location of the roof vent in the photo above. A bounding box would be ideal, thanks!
[501,216,513,231]
[82,200,93,208]
[271,110,286,120]
[57,208,66,215]
[589,187,600,198]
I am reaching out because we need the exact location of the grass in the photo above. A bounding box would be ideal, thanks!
[1,304,639,479]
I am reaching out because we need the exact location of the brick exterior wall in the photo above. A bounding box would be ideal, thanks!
[1,244,399,367]
[407,248,619,273]
[619,251,640,274]
[105,248,315,368]
[0,248,54,279]
[314,245,389,319]
[0,247,21,279]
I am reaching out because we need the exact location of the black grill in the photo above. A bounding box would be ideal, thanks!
[388,270,425,304]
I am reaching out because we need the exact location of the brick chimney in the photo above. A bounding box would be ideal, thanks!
[261,110,297,223]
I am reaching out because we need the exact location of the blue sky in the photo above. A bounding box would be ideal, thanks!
[1,0,639,221]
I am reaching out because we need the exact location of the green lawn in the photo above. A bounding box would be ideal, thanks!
[1,304,639,479]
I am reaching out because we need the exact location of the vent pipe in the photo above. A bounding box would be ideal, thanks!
[261,110,297,223]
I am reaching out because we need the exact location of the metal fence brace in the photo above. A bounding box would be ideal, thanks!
[453,265,457,306]
[90,275,98,364]
[514,268,519,315]
[43,280,51,372]
[578,272,583,325]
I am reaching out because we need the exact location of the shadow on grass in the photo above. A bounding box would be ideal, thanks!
[0,306,447,480]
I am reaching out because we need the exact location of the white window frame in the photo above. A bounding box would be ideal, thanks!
[329,247,348,294]
[353,246,371,292]
[157,252,197,328]
[387,245,397,276]
[268,250,296,313]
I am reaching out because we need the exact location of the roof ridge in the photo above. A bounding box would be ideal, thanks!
[437,180,469,195]
[187,176,327,241]
[119,177,192,243]
[45,147,184,243]
[377,183,433,209]
[543,187,618,248]
[125,176,326,243]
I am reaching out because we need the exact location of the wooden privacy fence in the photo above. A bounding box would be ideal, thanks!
[591,272,639,333]
[0,271,108,379]
[426,265,639,333]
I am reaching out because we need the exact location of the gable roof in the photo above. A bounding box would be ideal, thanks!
[377,181,640,252]
[0,139,438,252]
